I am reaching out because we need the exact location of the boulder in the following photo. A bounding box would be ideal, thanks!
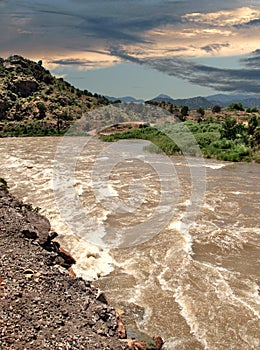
[10,78,39,97]
[57,246,76,267]
[126,327,157,350]
[26,211,51,244]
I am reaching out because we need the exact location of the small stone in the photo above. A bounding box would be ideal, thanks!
[96,291,108,304]
[22,228,37,240]
[23,269,35,279]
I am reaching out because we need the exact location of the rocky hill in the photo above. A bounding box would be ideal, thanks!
[0,55,110,136]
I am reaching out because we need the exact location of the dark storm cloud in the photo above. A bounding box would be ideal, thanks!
[240,49,260,68]
[52,58,97,65]
[110,47,260,94]
[145,57,260,94]
[0,0,248,54]
[51,58,117,66]
[0,0,182,51]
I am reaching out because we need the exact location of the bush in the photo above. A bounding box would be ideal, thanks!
[228,103,244,111]
[0,178,9,191]
[212,105,221,113]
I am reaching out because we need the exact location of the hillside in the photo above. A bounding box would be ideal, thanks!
[0,55,109,136]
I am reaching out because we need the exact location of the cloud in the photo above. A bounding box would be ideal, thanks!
[201,43,230,53]
[1,0,256,59]
[50,56,119,70]
[110,47,260,94]
[1,0,260,95]
[145,56,260,94]
[182,7,260,27]
[240,49,260,68]
[52,58,94,66]
[235,18,260,28]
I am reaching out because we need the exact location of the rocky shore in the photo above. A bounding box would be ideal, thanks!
[0,184,163,349]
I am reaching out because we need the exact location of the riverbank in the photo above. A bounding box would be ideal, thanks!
[0,185,163,349]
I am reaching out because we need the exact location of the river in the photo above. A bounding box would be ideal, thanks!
[0,136,259,349]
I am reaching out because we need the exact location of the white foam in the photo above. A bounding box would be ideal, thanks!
[204,163,226,169]
[74,179,83,195]
[202,203,215,211]
[94,181,118,198]
[174,285,209,349]
[72,245,114,281]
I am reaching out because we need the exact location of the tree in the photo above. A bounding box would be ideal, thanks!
[181,106,189,117]
[221,117,247,141]
[196,107,205,117]
[220,117,237,140]
[37,102,47,119]
[246,107,259,113]
[228,103,244,111]
[212,105,221,113]
[248,115,259,135]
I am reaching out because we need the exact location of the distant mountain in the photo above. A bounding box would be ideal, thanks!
[152,94,173,101]
[171,96,211,109]
[206,94,260,108]
[150,94,211,109]
[149,93,260,109]
[105,95,145,104]
[206,94,252,103]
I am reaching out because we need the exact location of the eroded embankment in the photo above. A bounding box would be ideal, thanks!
[0,186,163,350]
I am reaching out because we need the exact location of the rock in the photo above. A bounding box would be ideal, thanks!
[57,246,76,267]
[22,226,38,239]
[96,290,108,304]
[26,211,51,244]
[153,336,164,350]
[48,231,58,240]
[116,310,127,339]
[23,268,34,279]
[9,78,39,97]
[121,339,147,350]
[127,327,157,349]
[68,267,76,278]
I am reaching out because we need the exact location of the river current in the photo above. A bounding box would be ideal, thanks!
[0,136,259,349]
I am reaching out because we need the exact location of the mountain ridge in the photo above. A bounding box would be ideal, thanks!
[107,93,260,109]
[149,93,260,109]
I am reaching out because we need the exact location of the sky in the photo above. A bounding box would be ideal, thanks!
[1,0,260,99]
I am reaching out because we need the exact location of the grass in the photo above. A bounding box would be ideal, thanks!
[100,118,260,162]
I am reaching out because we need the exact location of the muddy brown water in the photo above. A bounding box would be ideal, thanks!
[0,136,259,349]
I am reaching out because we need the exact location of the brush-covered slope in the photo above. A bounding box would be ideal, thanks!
[0,55,109,136]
